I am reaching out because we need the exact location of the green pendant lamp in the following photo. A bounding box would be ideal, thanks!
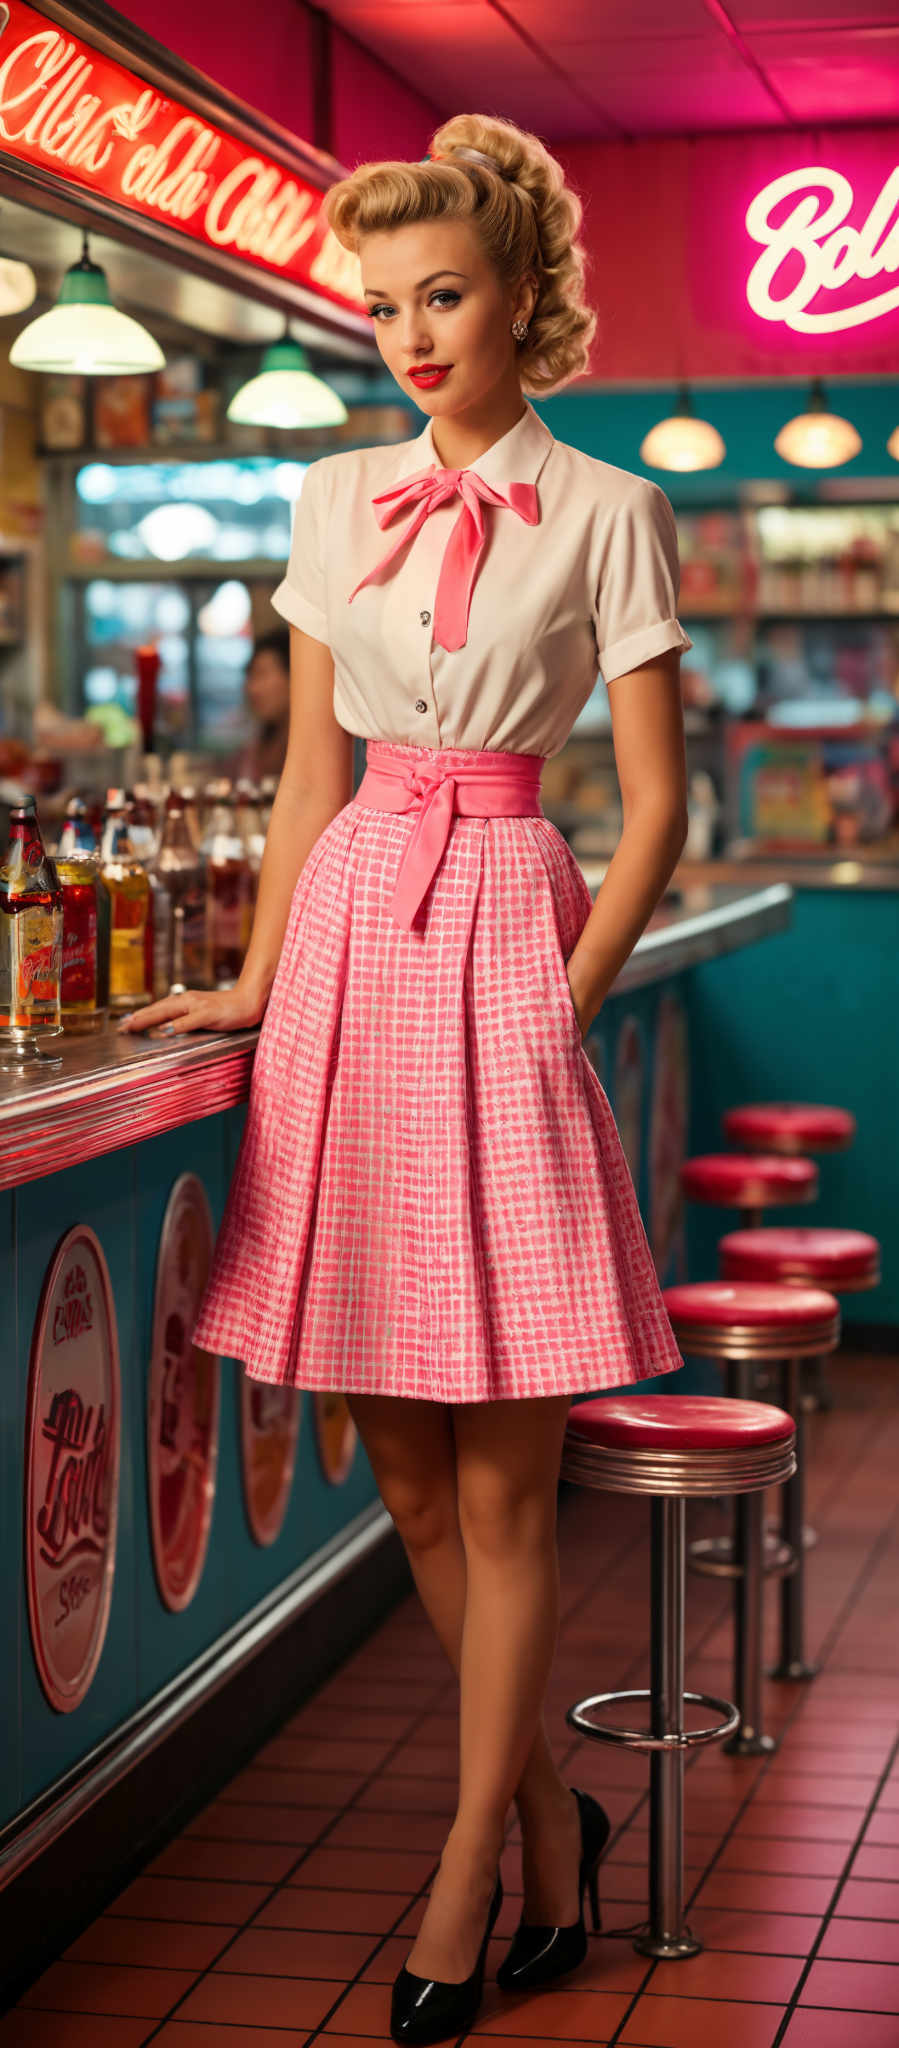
[10,232,164,375]
[227,325,348,429]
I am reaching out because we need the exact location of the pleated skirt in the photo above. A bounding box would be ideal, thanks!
[191,741,684,1402]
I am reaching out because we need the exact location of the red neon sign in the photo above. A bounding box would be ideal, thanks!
[0,0,365,315]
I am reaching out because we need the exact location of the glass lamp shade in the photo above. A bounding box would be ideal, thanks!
[9,255,164,374]
[227,337,348,429]
[0,258,37,317]
[774,382,861,468]
[886,423,899,463]
[640,411,725,472]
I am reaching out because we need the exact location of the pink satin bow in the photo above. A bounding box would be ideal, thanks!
[347,464,539,651]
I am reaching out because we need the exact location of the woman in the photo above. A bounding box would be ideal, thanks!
[229,627,292,781]
[120,114,692,2046]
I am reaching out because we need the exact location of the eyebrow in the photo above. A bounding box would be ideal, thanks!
[362,270,470,298]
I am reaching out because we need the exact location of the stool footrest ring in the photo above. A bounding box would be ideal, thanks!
[689,1530,797,1581]
[567,1687,741,1752]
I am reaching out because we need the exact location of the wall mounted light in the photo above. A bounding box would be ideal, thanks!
[640,383,725,472]
[227,328,348,430]
[774,377,861,468]
[9,233,164,375]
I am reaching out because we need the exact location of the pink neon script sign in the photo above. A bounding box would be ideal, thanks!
[746,166,899,334]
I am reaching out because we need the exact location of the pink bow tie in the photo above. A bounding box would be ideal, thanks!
[347,464,539,651]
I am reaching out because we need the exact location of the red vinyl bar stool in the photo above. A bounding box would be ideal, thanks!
[664,1282,840,1698]
[723,1102,856,1157]
[562,1395,795,1961]
[681,1153,819,1231]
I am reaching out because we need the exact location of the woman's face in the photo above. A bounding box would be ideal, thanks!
[359,216,533,419]
[245,649,290,724]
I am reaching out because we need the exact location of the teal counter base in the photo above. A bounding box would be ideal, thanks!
[0,1513,412,2009]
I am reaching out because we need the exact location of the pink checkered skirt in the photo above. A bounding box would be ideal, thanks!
[191,740,684,1402]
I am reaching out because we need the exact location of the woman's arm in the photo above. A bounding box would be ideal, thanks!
[564,647,688,1038]
[119,626,354,1035]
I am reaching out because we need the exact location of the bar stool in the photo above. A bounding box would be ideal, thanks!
[681,1153,819,1230]
[663,1281,840,1695]
[562,1395,795,1960]
[723,1102,856,1157]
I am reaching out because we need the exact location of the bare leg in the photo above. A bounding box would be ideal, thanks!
[347,1391,581,1982]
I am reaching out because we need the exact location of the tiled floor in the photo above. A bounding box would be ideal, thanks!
[4,1354,899,2047]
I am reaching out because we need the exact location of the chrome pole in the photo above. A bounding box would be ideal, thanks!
[725,1486,776,1756]
[635,1496,700,1959]
[771,1356,818,1681]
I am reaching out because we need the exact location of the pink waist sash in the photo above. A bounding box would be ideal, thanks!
[354,739,546,930]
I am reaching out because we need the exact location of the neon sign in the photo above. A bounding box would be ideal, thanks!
[0,0,364,314]
[746,166,899,335]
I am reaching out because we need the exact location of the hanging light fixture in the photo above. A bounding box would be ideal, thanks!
[640,382,725,472]
[774,377,861,468]
[886,422,899,462]
[9,232,164,375]
[227,326,348,430]
[0,257,37,317]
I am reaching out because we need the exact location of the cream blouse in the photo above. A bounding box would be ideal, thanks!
[271,398,692,761]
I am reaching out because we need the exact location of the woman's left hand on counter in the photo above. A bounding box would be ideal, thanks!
[117,982,267,1038]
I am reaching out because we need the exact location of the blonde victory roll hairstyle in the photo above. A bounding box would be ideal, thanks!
[323,114,598,397]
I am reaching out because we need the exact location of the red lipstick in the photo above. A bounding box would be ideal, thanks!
[409,364,452,388]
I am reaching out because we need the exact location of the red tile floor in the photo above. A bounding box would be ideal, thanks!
[4,1353,899,2047]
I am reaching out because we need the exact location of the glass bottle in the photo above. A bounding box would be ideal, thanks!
[0,794,63,1068]
[150,789,207,993]
[100,790,152,1013]
[201,781,253,988]
[55,799,110,1034]
[258,774,278,835]
[234,778,266,901]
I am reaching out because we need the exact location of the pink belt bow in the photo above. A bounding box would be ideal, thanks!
[355,741,545,930]
[347,464,539,652]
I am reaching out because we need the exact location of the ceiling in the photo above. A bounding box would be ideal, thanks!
[320,0,899,140]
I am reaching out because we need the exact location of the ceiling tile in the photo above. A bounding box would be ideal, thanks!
[509,0,711,36]
[596,68,786,129]
[748,26,899,119]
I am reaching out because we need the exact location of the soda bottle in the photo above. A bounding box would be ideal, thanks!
[150,789,207,993]
[0,794,63,1064]
[55,798,110,1034]
[100,790,152,1014]
[234,778,266,903]
[201,781,253,988]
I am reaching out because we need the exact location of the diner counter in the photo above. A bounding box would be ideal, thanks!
[0,879,792,1192]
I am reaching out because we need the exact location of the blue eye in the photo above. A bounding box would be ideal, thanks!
[367,290,460,321]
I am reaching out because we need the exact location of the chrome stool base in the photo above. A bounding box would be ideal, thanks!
[769,1657,820,1683]
[634,1925,702,1962]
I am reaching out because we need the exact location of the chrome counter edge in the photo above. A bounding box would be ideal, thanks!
[0,883,792,1189]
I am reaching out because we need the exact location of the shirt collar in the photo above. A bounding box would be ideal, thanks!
[392,397,553,491]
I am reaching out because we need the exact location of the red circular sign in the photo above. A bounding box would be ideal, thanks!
[147,1176,220,1612]
[239,1377,302,1547]
[25,1226,121,1714]
[314,1392,357,1485]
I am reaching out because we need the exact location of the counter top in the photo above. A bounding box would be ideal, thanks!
[675,855,899,893]
[0,879,791,1190]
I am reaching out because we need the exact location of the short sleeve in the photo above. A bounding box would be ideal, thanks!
[271,459,330,644]
[593,481,693,684]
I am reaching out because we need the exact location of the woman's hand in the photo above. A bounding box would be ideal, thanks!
[116,979,267,1039]
[565,953,599,1043]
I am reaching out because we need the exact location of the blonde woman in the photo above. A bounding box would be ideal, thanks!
[121,114,692,2046]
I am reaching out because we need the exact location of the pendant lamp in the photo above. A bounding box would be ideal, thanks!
[227,327,348,429]
[9,233,164,375]
[640,383,725,472]
[886,423,899,462]
[0,257,36,317]
[774,378,861,468]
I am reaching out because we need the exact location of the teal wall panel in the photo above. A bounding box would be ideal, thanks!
[16,1155,139,1809]
[685,892,897,1322]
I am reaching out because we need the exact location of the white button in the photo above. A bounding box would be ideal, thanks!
[415,699,428,713]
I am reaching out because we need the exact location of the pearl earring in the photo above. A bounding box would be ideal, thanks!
[511,318,529,342]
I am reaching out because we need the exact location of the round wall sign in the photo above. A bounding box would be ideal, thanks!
[147,1175,220,1612]
[25,1226,121,1714]
[239,1376,302,1546]
[314,1392,357,1485]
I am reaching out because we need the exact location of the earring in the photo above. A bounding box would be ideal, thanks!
[511,318,529,342]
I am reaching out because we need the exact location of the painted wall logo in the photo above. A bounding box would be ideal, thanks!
[26,1227,121,1714]
[0,0,364,311]
[240,1378,302,1547]
[314,1392,357,1486]
[147,1175,220,1612]
[746,166,899,334]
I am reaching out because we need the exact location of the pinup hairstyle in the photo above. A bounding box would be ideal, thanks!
[322,114,597,397]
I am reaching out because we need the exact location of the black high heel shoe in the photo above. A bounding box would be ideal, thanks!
[390,1867,504,2046]
[495,1786,610,1992]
